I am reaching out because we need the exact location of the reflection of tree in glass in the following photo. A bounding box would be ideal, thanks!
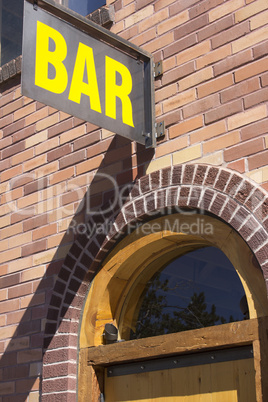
[131,273,233,340]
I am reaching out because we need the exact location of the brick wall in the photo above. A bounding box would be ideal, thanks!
[0,0,267,400]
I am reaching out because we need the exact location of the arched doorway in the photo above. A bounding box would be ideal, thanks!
[78,213,268,401]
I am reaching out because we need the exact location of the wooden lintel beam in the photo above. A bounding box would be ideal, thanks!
[85,319,259,366]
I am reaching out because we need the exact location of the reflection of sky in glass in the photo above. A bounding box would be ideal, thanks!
[1,0,23,66]
[68,0,106,16]
[153,247,245,323]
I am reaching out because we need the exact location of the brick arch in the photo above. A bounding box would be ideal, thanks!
[41,163,268,401]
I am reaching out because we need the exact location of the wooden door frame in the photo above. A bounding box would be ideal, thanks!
[78,214,268,401]
[79,317,268,401]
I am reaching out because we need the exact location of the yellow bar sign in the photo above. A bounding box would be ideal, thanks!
[22,0,155,147]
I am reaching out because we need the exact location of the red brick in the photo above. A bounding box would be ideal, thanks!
[211,20,250,49]
[214,49,252,76]
[8,283,32,299]
[224,138,264,162]
[241,120,268,142]
[261,72,268,87]
[47,144,72,162]
[235,56,268,82]
[220,77,260,103]
[190,0,225,18]
[21,239,47,257]
[227,159,245,173]
[12,125,35,143]
[2,141,25,160]
[253,40,268,60]
[248,149,268,170]
[162,61,195,86]
[2,119,25,137]
[164,34,197,59]
[73,131,100,151]
[244,87,268,109]
[136,0,153,10]
[59,149,86,169]
[0,114,13,129]
[48,119,73,138]
[204,99,243,124]
[23,214,48,232]
[169,0,200,15]
[174,14,208,41]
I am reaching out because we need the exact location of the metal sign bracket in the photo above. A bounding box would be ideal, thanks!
[155,121,165,140]
[154,60,163,78]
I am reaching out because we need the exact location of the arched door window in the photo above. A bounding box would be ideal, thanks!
[129,247,247,341]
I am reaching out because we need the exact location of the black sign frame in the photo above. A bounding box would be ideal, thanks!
[21,0,156,147]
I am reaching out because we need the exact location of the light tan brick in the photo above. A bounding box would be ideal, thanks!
[179,67,213,91]
[35,161,59,179]
[60,125,86,145]
[32,248,57,266]
[177,41,211,67]
[1,165,23,183]
[227,104,267,130]
[49,167,75,185]
[23,154,47,172]
[0,215,10,229]
[35,137,59,155]
[17,192,39,209]
[139,8,169,32]
[198,73,234,98]
[11,148,34,166]
[163,56,176,73]
[1,223,23,241]
[8,256,32,273]
[196,44,232,69]
[25,130,48,148]
[173,144,202,164]
[196,151,223,166]
[0,247,21,264]
[155,0,175,11]
[20,292,45,308]
[235,0,268,22]
[158,10,189,35]
[21,266,45,282]
[13,103,36,121]
[209,0,244,22]
[235,56,268,82]
[24,107,49,126]
[169,115,203,139]
[155,136,188,158]
[155,83,177,103]
[76,155,103,175]
[0,324,17,339]
[115,2,135,22]
[0,239,9,253]
[247,166,268,183]
[125,5,154,28]
[163,89,196,113]
[203,131,240,154]
[232,25,268,53]
[250,9,268,29]
[11,232,32,248]
[110,20,124,35]
[190,121,227,144]
[143,32,174,53]
[146,155,171,174]
[36,113,60,132]
[33,223,57,241]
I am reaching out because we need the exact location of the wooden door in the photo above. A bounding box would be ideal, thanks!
[104,346,256,402]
